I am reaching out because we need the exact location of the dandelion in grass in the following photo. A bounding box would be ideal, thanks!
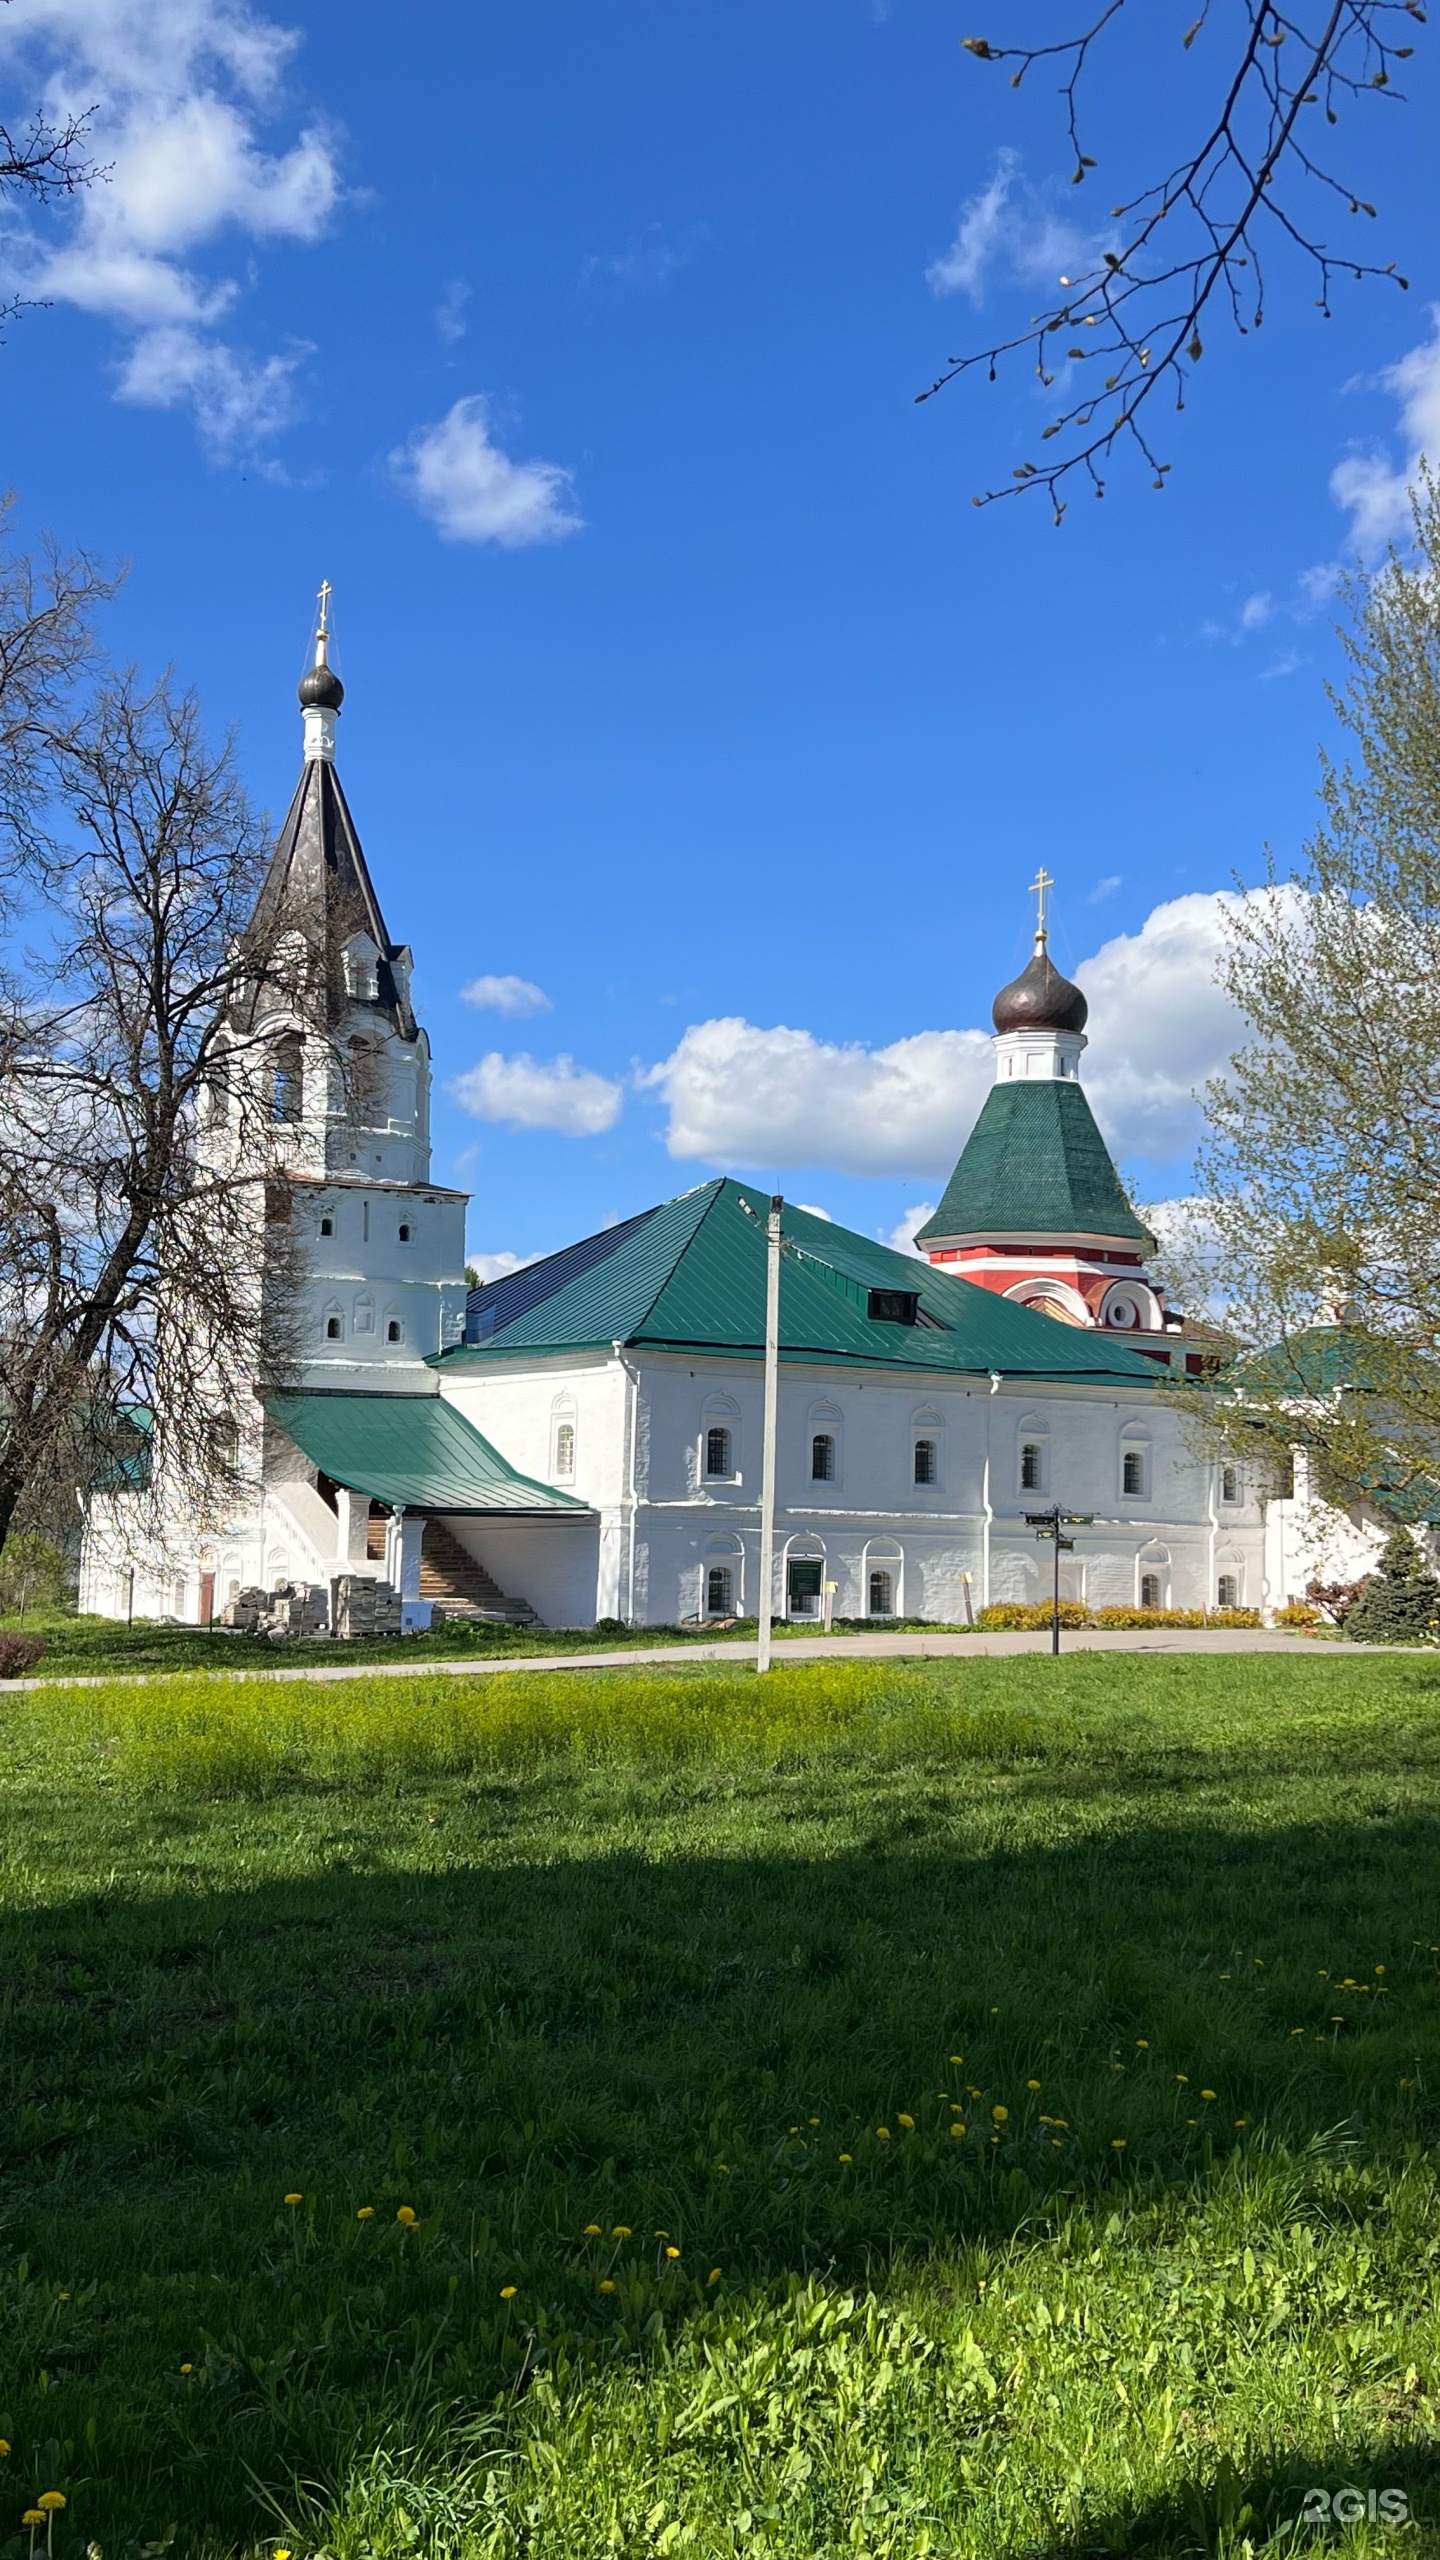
[951,2123,965,2139]
[1176,2074,1188,2084]
[1026,2079,1041,2091]
[500,2285,517,2299]
[600,2279,616,2293]
[949,2053,963,2065]
[1201,2089,1216,2101]
[876,2126,891,2140]
[1136,2039,1148,2049]
[1235,2117,1249,2127]
[665,2246,680,2259]
[396,2206,417,2226]
[612,2225,632,2237]
[991,2105,1008,2123]
[1111,2139,1127,2150]
[180,2362,193,2375]
[708,2267,722,2283]
[898,2113,914,2129]
[583,2223,601,2236]
[0,2443,10,2458]
[38,2498,64,2513]
[838,2152,852,2163]
[654,2229,669,2238]
[274,2550,291,2559]
[284,2192,302,2207]
[808,2115,820,2126]
[23,2515,45,2560]
[356,2206,374,2220]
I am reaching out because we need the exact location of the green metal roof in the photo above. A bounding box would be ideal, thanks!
[439,1178,1160,1386]
[915,1080,1152,1248]
[263,1393,590,1515]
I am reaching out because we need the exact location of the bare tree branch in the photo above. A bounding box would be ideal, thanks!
[919,0,1421,518]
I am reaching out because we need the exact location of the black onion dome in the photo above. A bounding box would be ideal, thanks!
[992,942,1088,1036]
[298,659,344,712]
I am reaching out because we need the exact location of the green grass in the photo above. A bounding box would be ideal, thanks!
[3,1653,1440,2558]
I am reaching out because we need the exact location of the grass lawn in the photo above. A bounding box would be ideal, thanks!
[3,1653,1440,2558]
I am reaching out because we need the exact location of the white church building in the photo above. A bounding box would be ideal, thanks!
[82,619,1366,1632]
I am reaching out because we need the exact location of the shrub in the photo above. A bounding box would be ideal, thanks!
[1305,1575,1369,1625]
[1092,1607,1209,1629]
[1206,1608,1264,1628]
[1344,1528,1440,1646]
[0,1533,73,1618]
[0,1630,48,1677]
[977,1601,1094,1630]
[1274,1600,1322,1628]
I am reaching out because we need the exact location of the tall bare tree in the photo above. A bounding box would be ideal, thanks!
[1185,467,1440,1506]
[924,0,1422,517]
[0,667,302,1557]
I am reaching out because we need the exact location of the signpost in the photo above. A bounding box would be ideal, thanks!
[1025,1504,1095,1655]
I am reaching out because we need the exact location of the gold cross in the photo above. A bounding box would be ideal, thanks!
[1028,866,1055,935]
[316,577,332,637]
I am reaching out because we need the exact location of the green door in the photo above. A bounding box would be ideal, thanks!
[787,1558,823,1616]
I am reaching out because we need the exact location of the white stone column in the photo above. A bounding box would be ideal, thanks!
[335,1487,373,1570]
[384,1509,430,1628]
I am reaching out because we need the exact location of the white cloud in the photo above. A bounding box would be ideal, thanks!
[641,1017,993,1180]
[642,893,1257,1181]
[460,973,551,1017]
[0,0,341,461]
[435,278,471,344]
[1330,310,1440,553]
[1087,875,1121,904]
[580,224,703,289]
[795,1202,833,1222]
[391,396,582,548]
[467,1247,534,1284]
[885,1205,935,1255]
[926,148,1110,305]
[449,1051,621,1137]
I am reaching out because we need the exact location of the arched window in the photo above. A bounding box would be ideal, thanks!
[1217,1572,1239,1609]
[1140,1571,1162,1609]
[913,1438,937,1486]
[706,1563,734,1617]
[1020,1439,1043,1492]
[1221,1463,1241,1504]
[811,1433,835,1482]
[385,1318,403,1344]
[319,1213,334,1237]
[555,1421,576,1479]
[323,1308,344,1342]
[399,1222,412,1244]
[343,934,380,1002]
[705,1425,733,1479]
[869,1568,894,1617]
[272,1032,303,1124]
[1122,1449,1146,1497]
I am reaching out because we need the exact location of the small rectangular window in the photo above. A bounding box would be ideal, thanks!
[1020,1441,1042,1492]
[1140,1571,1162,1610]
[706,1564,733,1616]
[705,1425,733,1478]
[319,1214,334,1237]
[869,1568,894,1616]
[913,1438,937,1486]
[1217,1573,1239,1609]
[555,1421,576,1479]
[1122,1449,1145,1497]
[811,1433,836,1483]
[1221,1464,1241,1504]
[868,1287,919,1326]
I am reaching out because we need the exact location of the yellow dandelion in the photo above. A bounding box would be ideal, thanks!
[1135,2039,1148,2049]
[275,2550,292,2559]
[654,2228,669,2238]
[396,2206,417,2226]
[1026,2079,1041,2091]
[1234,2117,1249,2127]
[716,2163,730,2174]
[876,2126,891,2140]
[1111,2138,1127,2150]
[898,2113,915,2129]
[23,2515,45,2531]
[989,2005,998,2014]
[949,2099,963,2112]
[949,2053,963,2064]
[283,2192,302,2207]
[708,2267,722,2284]
[600,2279,616,2293]
[500,2285,517,2299]
[38,2497,65,2513]
[950,2123,965,2139]
[356,2206,374,2220]
[1375,1963,1386,1975]
[583,2223,601,2236]
[1051,2137,1063,2148]
[1201,2088,1216,2101]
[180,2362,193,2375]
[1175,2073,1188,2084]
[838,2151,853,2163]
[665,2245,681,2259]
[612,2224,632,2237]
[808,2116,820,2126]
[991,2104,1008,2123]
[0,2443,10,2458]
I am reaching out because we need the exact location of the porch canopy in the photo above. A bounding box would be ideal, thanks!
[264,1392,591,1518]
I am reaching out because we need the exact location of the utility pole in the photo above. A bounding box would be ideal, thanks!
[1025,1504,1094,1655]
[757,1193,782,1674]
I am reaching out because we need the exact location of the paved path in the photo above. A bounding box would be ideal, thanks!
[3,1625,1396,1691]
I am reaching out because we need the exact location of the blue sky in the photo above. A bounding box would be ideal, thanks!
[2,0,1436,1271]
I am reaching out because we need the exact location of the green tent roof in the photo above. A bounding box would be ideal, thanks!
[439,1178,1160,1387]
[263,1393,590,1515]
[915,1081,1152,1248]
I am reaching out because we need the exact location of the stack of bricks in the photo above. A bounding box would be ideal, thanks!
[330,1574,403,1639]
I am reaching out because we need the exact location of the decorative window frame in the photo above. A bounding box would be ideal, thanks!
[1016,1414,1048,1498]
[807,1399,844,1489]
[1136,1541,1171,1610]
[551,1394,579,1483]
[911,1405,944,1494]
[322,1301,345,1343]
[1119,1426,1152,1503]
[700,1392,740,1485]
[702,1530,745,1618]
[864,1536,904,1619]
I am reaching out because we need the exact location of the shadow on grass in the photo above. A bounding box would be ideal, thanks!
[5,1797,1440,2551]
[1029,2444,1440,2556]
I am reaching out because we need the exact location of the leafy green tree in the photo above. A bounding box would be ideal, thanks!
[0,1530,72,1618]
[1188,468,1440,1516]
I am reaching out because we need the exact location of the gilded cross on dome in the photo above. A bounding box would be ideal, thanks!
[1028,866,1055,939]
[316,578,333,638]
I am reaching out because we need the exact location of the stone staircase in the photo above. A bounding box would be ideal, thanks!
[365,1510,539,1626]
